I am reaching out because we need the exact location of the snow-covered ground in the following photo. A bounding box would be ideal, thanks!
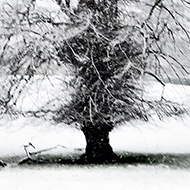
[1,165,190,190]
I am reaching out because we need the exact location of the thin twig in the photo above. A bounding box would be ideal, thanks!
[162,5,190,42]
[147,0,163,20]
[144,71,165,86]
[0,34,13,61]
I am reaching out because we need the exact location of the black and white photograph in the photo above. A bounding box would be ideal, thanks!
[0,0,190,189]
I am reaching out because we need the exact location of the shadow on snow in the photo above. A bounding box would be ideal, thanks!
[1,152,190,169]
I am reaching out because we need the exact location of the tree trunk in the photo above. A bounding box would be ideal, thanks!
[80,122,118,164]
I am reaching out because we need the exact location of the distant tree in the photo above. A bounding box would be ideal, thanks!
[0,0,189,163]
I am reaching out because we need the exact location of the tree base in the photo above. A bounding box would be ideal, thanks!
[80,121,118,164]
[78,151,119,164]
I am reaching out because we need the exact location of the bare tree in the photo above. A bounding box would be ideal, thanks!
[0,0,189,163]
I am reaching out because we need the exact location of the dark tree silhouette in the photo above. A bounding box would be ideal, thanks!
[0,0,189,163]
[54,0,146,163]
[53,0,188,163]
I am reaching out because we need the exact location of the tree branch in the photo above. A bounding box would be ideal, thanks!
[144,71,165,86]
[147,0,163,20]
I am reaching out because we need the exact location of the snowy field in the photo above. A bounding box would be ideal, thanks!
[1,81,190,189]
[1,165,190,190]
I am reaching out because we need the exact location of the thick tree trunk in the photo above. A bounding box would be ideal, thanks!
[80,122,118,164]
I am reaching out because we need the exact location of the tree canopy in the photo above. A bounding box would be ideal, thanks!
[0,0,189,124]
